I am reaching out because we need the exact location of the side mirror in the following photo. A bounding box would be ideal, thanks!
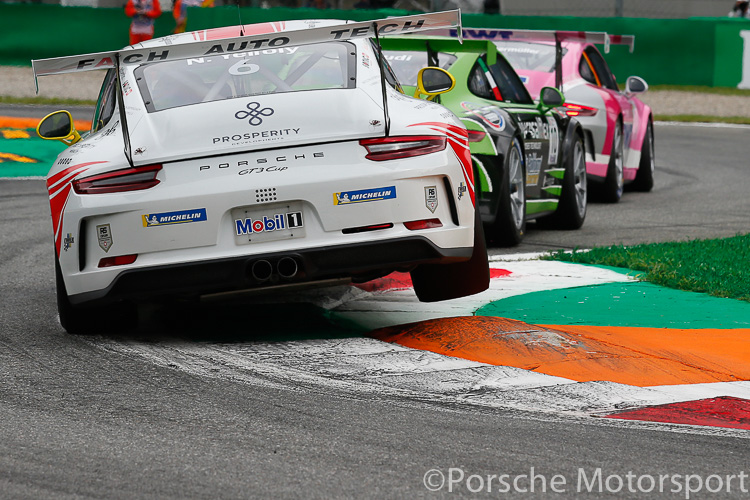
[538,86,565,110]
[37,110,82,146]
[625,76,648,95]
[415,67,455,101]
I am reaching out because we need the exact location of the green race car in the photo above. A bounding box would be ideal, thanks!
[383,37,587,246]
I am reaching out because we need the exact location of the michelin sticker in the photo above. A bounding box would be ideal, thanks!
[143,208,207,227]
[333,186,396,205]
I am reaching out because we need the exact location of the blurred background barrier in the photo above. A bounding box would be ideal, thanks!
[1,3,749,88]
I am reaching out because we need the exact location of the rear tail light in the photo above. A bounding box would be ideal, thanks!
[360,136,446,161]
[98,254,137,268]
[563,103,598,117]
[404,218,443,231]
[73,164,162,194]
[467,130,487,143]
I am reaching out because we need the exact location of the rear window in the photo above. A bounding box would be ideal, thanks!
[384,50,457,86]
[495,41,566,73]
[135,42,356,112]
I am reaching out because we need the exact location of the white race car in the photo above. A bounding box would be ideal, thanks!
[34,11,490,334]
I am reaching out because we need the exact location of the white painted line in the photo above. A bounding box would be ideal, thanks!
[655,121,750,129]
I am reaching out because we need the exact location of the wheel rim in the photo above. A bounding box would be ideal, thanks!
[614,124,624,190]
[573,140,587,217]
[508,145,525,230]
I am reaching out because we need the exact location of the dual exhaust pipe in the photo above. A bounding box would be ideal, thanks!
[250,256,299,282]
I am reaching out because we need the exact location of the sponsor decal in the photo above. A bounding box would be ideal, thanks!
[457,182,467,200]
[384,53,414,62]
[449,28,514,40]
[235,211,303,235]
[361,53,371,68]
[333,186,396,205]
[520,117,556,142]
[134,147,146,155]
[63,233,74,252]
[97,224,113,252]
[199,152,323,171]
[547,116,559,165]
[235,102,274,126]
[460,102,505,131]
[212,128,300,144]
[238,166,288,175]
[526,152,542,186]
[425,186,438,213]
[142,208,207,227]
[185,47,300,66]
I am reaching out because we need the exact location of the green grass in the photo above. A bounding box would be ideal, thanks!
[543,233,750,302]
[654,114,750,125]
[0,96,96,106]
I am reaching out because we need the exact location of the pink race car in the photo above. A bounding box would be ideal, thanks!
[456,29,654,203]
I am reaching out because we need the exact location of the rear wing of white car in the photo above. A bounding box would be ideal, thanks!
[32,10,462,167]
[429,27,634,54]
[32,10,462,85]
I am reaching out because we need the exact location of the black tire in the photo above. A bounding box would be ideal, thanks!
[55,257,137,334]
[630,120,655,192]
[486,136,526,246]
[599,120,624,203]
[411,210,490,303]
[537,133,587,230]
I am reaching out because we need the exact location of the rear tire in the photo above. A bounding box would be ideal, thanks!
[599,120,624,203]
[56,257,136,335]
[630,121,655,192]
[411,210,490,302]
[486,136,526,246]
[537,133,587,230]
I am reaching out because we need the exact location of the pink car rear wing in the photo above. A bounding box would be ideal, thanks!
[430,28,634,54]
[431,27,634,90]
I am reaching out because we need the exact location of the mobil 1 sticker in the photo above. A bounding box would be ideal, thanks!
[232,202,305,244]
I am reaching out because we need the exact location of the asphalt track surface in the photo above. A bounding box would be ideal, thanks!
[1,122,749,498]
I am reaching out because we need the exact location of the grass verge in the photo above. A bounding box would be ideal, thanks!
[544,233,750,302]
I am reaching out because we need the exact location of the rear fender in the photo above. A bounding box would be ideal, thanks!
[560,117,585,167]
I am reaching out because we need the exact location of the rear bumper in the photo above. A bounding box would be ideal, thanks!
[69,236,472,306]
